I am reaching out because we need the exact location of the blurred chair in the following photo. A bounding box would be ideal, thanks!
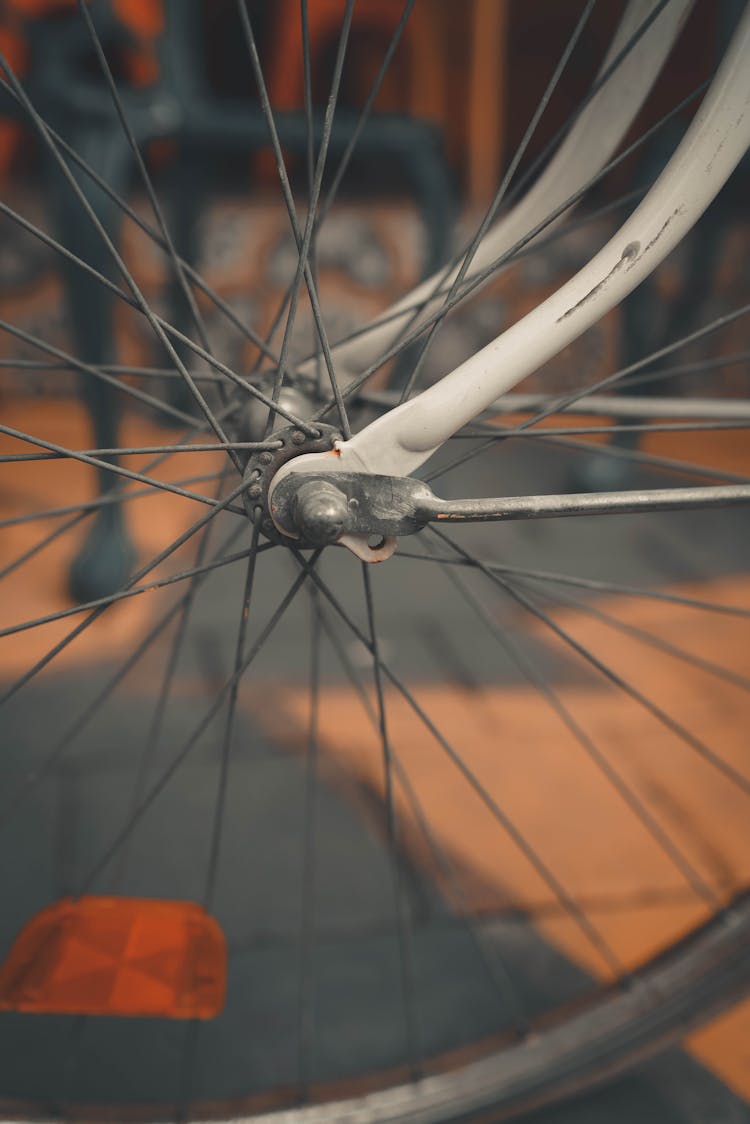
[0,0,456,601]
[263,0,445,126]
[1,0,166,602]
[259,0,455,276]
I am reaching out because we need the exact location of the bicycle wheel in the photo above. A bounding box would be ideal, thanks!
[0,0,749,1120]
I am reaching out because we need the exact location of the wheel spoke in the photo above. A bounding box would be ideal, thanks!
[308,0,681,394]
[0,77,281,371]
[0,56,240,463]
[0,198,316,435]
[460,354,750,410]
[204,522,263,912]
[316,0,416,230]
[297,584,322,1094]
[235,0,352,438]
[512,302,750,434]
[298,182,647,371]
[502,0,673,208]
[0,305,201,428]
[260,0,417,377]
[600,348,750,394]
[265,0,355,437]
[0,440,280,463]
[73,555,318,895]
[174,524,265,1112]
[425,418,750,487]
[315,599,531,1034]
[393,551,750,619]
[0,520,249,835]
[0,423,246,512]
[76,0,219,391]
[526,581,750,695]
[433,555,719,905]
[0,479,249,706]
[0,414,234,593]
[0,358,225,382]
[456,420,750,439]
[429,528,750,801]
[0,393,258,600]
[113,469,239,892]
[311,81,711,416]
[301,0,322,396]
[0,541,266,638]
[361,562,423,1077]
[0,472,220,530]
[398,0,597,403]
[0,513,85,584]
[295,555,625,980]
[0,0,746,1107]
[0,398,237,574]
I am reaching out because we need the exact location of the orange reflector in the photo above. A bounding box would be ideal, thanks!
[0,896,226,1019]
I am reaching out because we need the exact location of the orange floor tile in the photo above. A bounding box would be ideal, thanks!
[255,575,750,1096]
[0,398,223,676]
[1,397,749,1093]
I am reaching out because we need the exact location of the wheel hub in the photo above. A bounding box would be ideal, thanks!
[242,423,343,545]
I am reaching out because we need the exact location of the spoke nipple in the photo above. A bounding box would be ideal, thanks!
[291,430,307,445]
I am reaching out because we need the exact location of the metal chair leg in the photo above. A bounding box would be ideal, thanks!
[47,127,137,603]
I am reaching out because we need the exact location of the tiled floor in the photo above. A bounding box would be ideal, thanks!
[1,391,749,1117]
[1,192,749,1117]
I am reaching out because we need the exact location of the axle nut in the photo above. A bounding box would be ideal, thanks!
[291,479,349,546]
